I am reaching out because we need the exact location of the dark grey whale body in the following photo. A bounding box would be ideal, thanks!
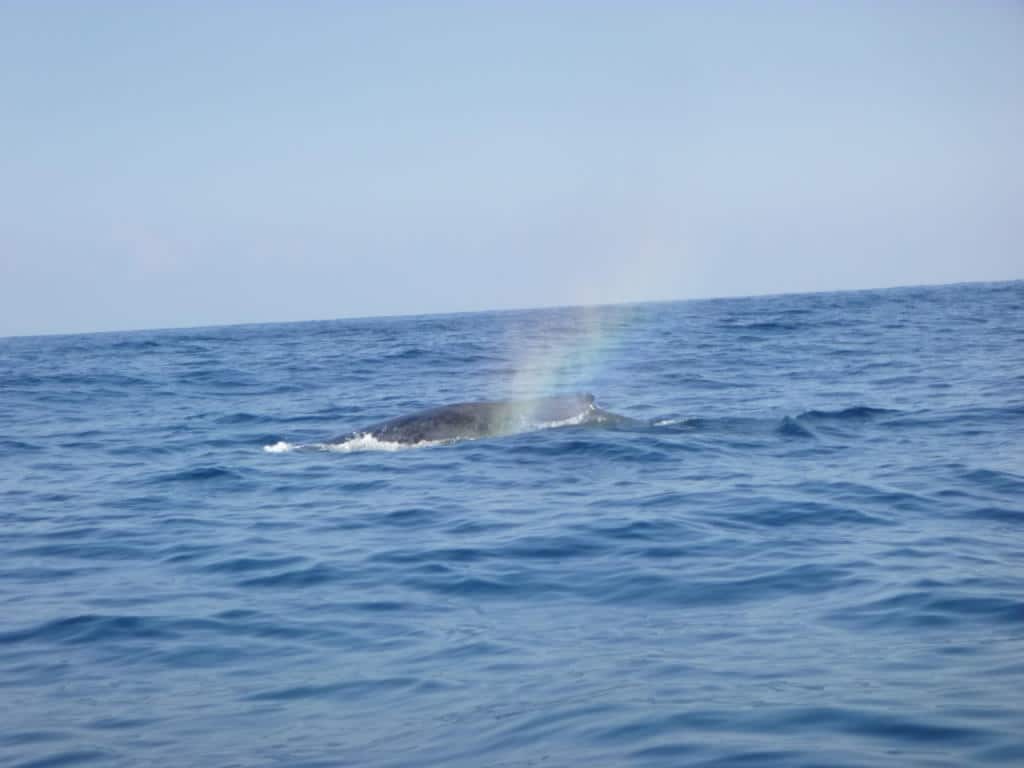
[333,392,624,445]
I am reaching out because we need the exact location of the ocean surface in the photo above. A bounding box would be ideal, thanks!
[2,280,1022,767]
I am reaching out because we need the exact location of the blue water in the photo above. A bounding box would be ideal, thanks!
[2,281,1023,767]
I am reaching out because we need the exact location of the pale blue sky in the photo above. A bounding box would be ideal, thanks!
[1,1,1021,336]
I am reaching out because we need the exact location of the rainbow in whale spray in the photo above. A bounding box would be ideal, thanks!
[500,303,633,422]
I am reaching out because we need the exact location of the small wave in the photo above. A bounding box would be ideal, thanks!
[797,406,897,421]
[111,339,160,350]
[201,555,305,575]
[961,468,1024,496]
[240,563,340,588]
[831,591,1024,631]
[964,506,1024,524]
[148,466,241,483]
[722,320,801,332]
[384,347,428,361]
[10,749,110,767]
[215,412,261,425]
[729,500,891,528]
[0,438,44,452]
[244,676,416,702]
[0,614,173,646]
[778,416,816,438]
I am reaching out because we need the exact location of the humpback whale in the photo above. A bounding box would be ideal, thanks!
[330,392,623,446]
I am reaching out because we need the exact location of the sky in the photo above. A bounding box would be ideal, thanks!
[1,1,1021,337]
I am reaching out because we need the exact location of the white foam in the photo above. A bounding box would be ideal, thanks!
[263,441,296,453]
[320,433,444,453]
[265,434,445,454]
[534,407,593,431]
[653,418,689,427]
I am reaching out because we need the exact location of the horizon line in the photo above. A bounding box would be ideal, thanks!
[2,276,1020,342]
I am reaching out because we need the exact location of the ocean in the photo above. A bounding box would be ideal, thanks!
[1,280,1022,767]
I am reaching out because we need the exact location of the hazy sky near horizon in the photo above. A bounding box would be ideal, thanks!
[1,2,1021,336]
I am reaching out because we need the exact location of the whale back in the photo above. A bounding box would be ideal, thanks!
[340,392,598,445]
